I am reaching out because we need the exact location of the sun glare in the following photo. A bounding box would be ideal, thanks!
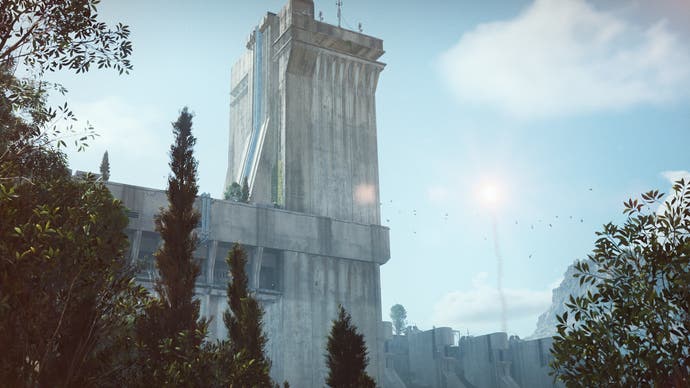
[477,181,503,210]
[482,184,500,204]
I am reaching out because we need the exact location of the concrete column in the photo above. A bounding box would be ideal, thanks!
[131,230,142,264]
[252,246,264,289]
[207,240,218,284]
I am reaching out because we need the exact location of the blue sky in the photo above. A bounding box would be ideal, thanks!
[52,0,690,338]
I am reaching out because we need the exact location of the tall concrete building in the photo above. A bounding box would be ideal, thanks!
[225,0,385,226]
[108,0,392,387]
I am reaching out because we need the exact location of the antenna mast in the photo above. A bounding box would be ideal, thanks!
[336,0,342,28]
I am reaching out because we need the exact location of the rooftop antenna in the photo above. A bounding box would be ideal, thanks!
[336,0,342,28]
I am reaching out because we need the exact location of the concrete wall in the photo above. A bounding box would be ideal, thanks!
[385,330,565,388]
[509,337,563,388]
[107,181,389,387]
[225,0,386,225]
[456,333,519,388]
[226,50,253,190]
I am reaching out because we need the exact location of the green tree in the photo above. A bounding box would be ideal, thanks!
[325,305,376,388]
[0,0,132,76]
[551,181,690,387]
[0,2,145,385]
[389,304,407,335]
[221,243,273,387]
[0,171,148,387]
[0,67,146,386]
[100,150,110,181]
[224,181,242,201]
[241,176,250,203]
[1,0,132,156]
[135,107,207,384]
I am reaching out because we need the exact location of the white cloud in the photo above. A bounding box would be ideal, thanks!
[661,170,690,184]
[432,272,552,332]
[656,170,690,216]
[438,0,690,118]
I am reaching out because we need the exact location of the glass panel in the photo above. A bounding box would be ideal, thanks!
[136,231,160,279]
[214,242,233,286]
[214,243,255,287]
[259,248,280,291]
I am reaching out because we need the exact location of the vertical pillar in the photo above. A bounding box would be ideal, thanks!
[207,240,218,284]
[252,246,264,289]
[131,230,142,264]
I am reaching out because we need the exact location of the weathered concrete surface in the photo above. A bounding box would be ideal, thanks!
[457,333,520,388]
[384,328,562,388]
[108,181,390,386]
[509,337,563,388]
[225,0,385,226]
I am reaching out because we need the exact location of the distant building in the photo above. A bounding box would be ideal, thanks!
[383,328,564,388]
[107,1,392,387]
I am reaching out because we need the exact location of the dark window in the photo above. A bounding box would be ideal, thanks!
[215,243,255,286]
[137,231,161,278]
[259,248,281,291]
[214,242,233,285]
[124,229,136,261]
[194,243,209,280]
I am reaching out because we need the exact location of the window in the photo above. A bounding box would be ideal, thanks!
[124,229,136,261]
[214,242,233,285]
[259,248,281,291]
[137,231,161,278]
[214,243,255,286]
[194,243,209,280]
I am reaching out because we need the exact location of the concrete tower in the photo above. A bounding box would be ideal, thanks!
[218,0,389,386]
[225,0,385,225]
[105,2,390,387]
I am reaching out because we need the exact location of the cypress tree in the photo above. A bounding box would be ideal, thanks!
[222,244,272,386]
[100,150,110,181]
[136,107,206,384]
[241,176,250,202]
[154,106,202,337]
[325,305,375,388]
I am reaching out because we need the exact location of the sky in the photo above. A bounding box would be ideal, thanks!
[50,0,690,338]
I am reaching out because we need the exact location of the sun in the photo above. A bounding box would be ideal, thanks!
[475,181,504,210]
[481,184,500,205]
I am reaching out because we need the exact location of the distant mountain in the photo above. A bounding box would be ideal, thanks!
[529,261,597,339]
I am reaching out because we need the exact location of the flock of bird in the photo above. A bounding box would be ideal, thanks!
[379,188,597,258]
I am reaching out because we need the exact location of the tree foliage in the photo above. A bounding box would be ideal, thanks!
[224,181,241,202]
[154,107,201,326]
[551,181,690,387]
[0,171,147,386]
[0,2,146,385]
[241,176,250,203]
[0,60,144,388]
[221,243,273,387]
[100,150,110,181]
[135,107,206,384]
[0,0,132,161]
[0,0,132,76]
[325,305,376,388]
[390,304,407,335]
